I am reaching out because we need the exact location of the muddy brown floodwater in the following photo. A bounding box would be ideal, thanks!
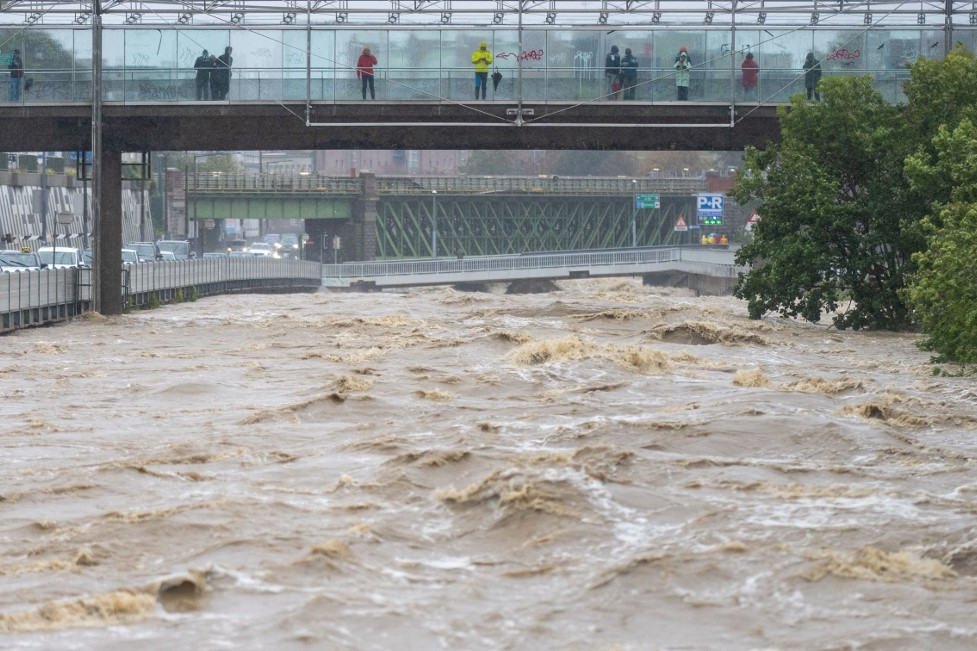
[1,278,976,650]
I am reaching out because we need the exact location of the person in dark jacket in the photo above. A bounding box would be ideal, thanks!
[194,49,211,100]
[215,46,233,100]
[803,52,822,101]
[604,45,621,98]
[620,47,638,100]
[208,54,220,101]
[8,49,23,102]
[356,46,378,100]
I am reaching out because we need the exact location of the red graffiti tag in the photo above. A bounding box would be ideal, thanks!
[826,48,860,61]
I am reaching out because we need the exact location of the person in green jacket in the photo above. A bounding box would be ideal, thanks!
[472,41,493,99]
[674,50,691,101]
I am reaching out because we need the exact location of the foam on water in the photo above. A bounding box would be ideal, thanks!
[2,280,976,648]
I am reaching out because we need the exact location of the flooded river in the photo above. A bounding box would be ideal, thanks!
[1,278,976,649]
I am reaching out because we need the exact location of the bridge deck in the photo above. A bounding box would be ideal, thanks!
[4,102,779,153]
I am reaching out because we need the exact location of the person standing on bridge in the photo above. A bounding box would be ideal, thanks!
[472,41,493,100]
[194,49,211,100]
[8,49,23,102]
[208,54,220,101]
[620,47,638,100]
[357,46,378,100]
[674,50,691,101]
[741,52,758,99]
[216,46,233,100]
[803,52,822,102]
[604,45,621,99]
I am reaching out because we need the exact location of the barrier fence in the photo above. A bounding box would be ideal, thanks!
[1,258,321,333]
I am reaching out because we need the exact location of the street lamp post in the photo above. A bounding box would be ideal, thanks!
[631,179,637,248]
[431,190,438,259]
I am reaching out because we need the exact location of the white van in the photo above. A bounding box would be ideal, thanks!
[37,246,83,269]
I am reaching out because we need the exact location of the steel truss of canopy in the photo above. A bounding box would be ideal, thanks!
[2,1,976,27]
[376,194,695,259]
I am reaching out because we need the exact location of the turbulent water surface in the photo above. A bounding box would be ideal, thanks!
[1,279,976,650]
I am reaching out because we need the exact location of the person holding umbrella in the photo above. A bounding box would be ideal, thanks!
[472,41,493,99]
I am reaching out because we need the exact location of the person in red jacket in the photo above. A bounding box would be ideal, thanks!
[741,52,758,100]
[356,46,377,100]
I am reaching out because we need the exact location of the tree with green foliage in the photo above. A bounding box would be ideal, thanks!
[460,150,517,175]
[904,119,977,365]
[731,75,923,329]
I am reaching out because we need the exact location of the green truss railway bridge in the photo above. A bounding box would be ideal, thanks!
[185,172,743,262]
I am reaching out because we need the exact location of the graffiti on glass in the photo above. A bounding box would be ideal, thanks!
[495,49,544,62]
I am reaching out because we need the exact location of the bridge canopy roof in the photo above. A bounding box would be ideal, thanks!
[0,1,970,28]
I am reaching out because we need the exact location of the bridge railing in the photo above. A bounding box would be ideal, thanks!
[376,176,707,195]
[1,258,321,333]
[187,173,361,193]
[321,247,684,280]
[12,64,914,106]
[185,174,709,195]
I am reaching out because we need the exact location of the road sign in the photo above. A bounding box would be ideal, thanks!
[745,209,760,231]
[634,193,660,209]
[674,215,688,232]
[697,193,724,224]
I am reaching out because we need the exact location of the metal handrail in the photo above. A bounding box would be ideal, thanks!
[322,246,684,278]
[1,258,321,333]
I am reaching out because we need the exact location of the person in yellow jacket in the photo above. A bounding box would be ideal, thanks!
[472,41,493,99]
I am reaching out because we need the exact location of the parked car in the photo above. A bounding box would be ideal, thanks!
[128,242,162,262]
[37,246,83,269]
[249,242,273,257]
[82,248,139,266]
[0,249,44,272]
[156,240,194,260]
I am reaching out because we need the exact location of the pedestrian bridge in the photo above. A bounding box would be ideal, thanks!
[321,246,741,292]
[3,1,974,154]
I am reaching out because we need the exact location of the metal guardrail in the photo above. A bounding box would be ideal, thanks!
[322,247,681,279]
[376,176,707,195]
[1,258,322,333]
[186,174,709,196]
[320,246,743,289]
[187,174,361,194]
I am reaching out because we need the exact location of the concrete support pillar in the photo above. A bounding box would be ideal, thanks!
[351,171,378,261]
[95,148,123,315]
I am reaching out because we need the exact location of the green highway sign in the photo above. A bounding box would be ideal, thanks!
[634,193,660,209]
